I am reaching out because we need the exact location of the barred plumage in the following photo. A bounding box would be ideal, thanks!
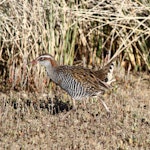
[31,54,115,119]
[53,66,109,99]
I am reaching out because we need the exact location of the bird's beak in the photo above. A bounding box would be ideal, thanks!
[29,59,37,65]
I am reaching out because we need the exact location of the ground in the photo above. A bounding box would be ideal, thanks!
[0,72,149,149]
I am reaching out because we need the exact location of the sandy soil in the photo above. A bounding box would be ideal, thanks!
[0,72,149,149]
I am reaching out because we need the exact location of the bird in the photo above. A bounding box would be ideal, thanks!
[30,54,115,120]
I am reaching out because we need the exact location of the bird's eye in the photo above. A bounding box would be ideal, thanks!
[39,57,45,61]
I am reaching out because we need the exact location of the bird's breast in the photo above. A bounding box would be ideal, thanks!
[55,72,88,100]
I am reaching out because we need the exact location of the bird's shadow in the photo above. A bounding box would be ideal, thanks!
[22,96,72,115]
[10,95,72,115]
[38,97,72,115]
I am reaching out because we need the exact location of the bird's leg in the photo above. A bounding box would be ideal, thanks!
[60,99,76,121]
[72,99,77,110]
[100,99,110,112]
[99,97,110,117]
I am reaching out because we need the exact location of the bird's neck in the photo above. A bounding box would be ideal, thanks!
[49,58,58,67]
[45,59,58,81]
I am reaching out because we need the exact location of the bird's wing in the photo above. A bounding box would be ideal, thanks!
[57,66,109,94]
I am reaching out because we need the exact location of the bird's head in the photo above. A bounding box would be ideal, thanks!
[30,54,58,68]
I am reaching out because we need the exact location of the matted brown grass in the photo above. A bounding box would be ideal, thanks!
[0,72,149,149]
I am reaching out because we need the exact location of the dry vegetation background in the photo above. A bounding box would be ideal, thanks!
[0,0,150,149]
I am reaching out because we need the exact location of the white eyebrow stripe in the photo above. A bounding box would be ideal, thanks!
[39,55,53,59]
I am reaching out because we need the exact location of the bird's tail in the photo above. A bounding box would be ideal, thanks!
[94,61,116,85]
[104,61,116,84]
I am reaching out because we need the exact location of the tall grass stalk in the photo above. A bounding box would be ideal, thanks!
[0,0,149,91]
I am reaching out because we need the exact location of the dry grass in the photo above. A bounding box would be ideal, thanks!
[0,71,149,149]
[0,0,150,149]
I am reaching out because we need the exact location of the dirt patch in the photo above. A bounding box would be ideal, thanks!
[0,73,149,149]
